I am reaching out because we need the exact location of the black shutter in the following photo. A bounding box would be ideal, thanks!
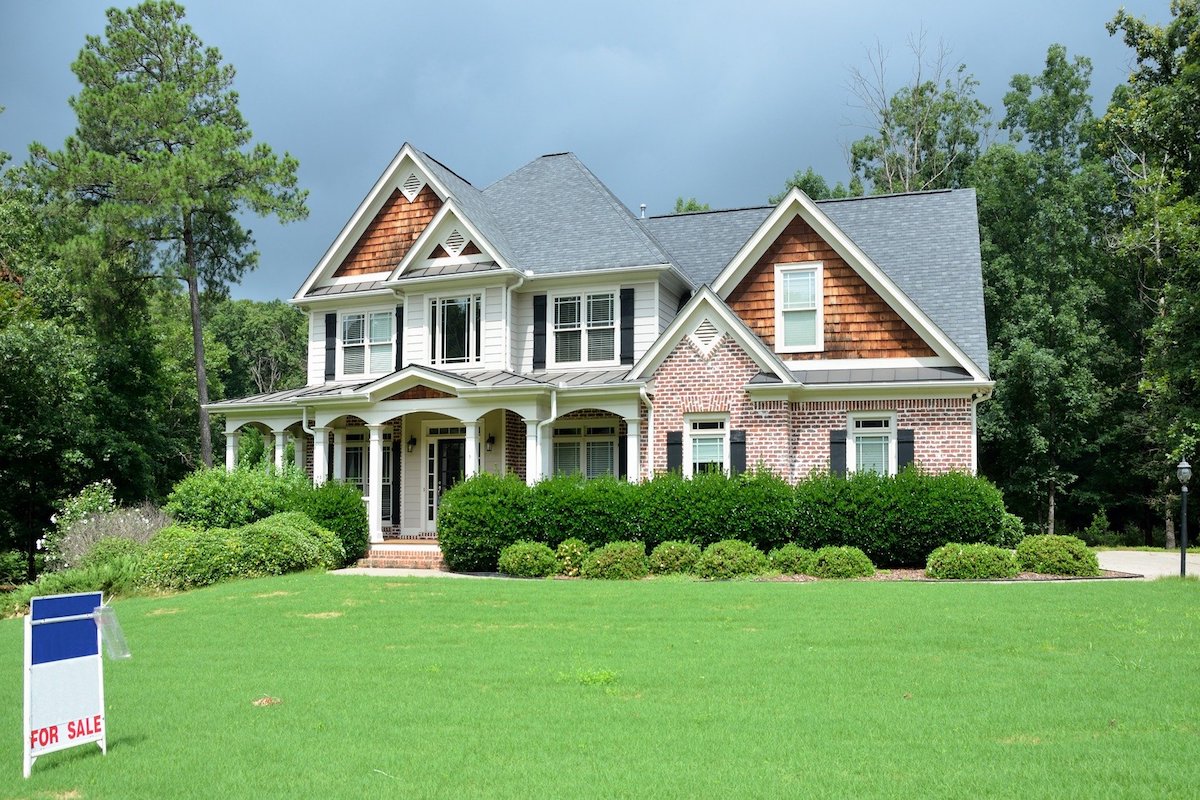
[390,442,401,523]
[324,313,337,380]
[326,438,334,479]
[618,432,628,479]
[429,300,437,361]
[666,431,683,472]
[730,429,747,476]
[829,430,847,477]
[897,429,915,471]
[532,294,547,370]
[620,287,635,365]
[394,306,404,371]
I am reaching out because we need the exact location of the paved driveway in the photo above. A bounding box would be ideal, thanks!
[1097,550,1191,580]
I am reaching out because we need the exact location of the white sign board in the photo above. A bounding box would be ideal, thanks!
[23,592,106,778]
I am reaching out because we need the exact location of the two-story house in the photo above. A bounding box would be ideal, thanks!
[207,144,992,567]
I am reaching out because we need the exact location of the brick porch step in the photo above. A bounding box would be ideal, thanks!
[357,542,446,570]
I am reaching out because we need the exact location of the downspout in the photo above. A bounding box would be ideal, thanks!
[640,386,654,477]
[536,388,559,479]
[301,406,315,436]
[970,391,988,475]
[506,271,527,373]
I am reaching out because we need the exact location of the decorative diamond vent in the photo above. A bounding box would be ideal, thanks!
[400,171,424,202]
[443,228,467,256]
[689,318,722,357]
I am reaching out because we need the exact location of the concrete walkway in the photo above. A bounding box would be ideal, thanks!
[332,566,501,579]
[1097,550,1191,580]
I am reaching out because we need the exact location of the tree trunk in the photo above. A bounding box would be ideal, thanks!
[1165,497,1177,549]
[184,216,213,468]
[1047,485,1056,536]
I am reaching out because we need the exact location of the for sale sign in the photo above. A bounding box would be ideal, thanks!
[23,592,107,778]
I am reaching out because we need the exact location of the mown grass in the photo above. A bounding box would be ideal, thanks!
[2,574,1198,799]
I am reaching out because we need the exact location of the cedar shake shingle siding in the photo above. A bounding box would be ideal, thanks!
[333,185,442,277]
[725,216,936,360]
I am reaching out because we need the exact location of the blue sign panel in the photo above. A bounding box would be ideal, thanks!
[30,593,101,666]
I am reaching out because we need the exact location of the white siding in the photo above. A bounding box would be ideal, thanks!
[629,281,658,359]
[658,282,683,333]
[482,286,505,370]
[405,294,427,368]
[307,311,325,386]
[511,291,534,373]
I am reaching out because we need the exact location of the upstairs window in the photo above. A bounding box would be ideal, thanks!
[774,263,823,352]
[554,292,615,364]
[342,311,393,376]
[430,294,483,365]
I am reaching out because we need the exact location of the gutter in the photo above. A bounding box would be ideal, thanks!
[535,388,559,480]
[970,389,992,475]
[506,271,528,372]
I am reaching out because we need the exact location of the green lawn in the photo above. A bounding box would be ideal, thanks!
[2,574,1198,799]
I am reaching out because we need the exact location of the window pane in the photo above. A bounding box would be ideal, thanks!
[344,345,366,375]
[588,294,614,326]
[555,297,580,329]
[586,441,614,479]
[441,298,468,362]
[692,435,724,466]
[342,314,364,344]
[587,328,614,361]
[554,442,580,476]
[556,329,581,362]
[369,343,392,374]
[782,309,816,348]
[856,435,889,474]
[782,271,816,309]
[345,447,364,490]
[369,312,392,343]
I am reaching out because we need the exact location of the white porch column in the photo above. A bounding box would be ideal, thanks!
[464,418,479,479]
[524,420,539,485]
[625,418,641,482]
[367,424,384,543]
[225,429,240,472]
[332,429,346,481]
[273,429,287,473]
[312,427,329,486]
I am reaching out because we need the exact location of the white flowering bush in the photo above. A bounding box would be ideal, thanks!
[46,489,172,572]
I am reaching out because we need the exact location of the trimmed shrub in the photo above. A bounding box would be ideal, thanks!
[925,542,1019,580]
[581,541,648,580]
[555,538,590,577]
[1016,534,1100,577]
[498,541,560,578]
[527,474,637,546]
[996,512,1027,549]
[236,512,344,575]
[140,525,241,591]
[1,555,144,618]
[696,540,768,580]
[80,537,146,570]
[768,543,817,575]
[438,473,532,571]
[811,546,874,579]
[165,467,307,530]
[298,480,368,565]
[649,541,701,575]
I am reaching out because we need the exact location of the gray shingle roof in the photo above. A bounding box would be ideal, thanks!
[642,207,772,286]
[481,154,672,274]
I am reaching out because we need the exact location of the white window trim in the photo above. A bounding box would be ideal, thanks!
[428,291,484,366]
[339,309,395,380]
[774,262,824,354]
[551,425,618,479]
[684,414,730,476]
[548,289,620,368]
[847,412,898,476]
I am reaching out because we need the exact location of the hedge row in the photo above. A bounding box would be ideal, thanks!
[438,469,1011,571]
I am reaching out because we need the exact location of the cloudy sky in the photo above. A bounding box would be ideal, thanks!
[0,0,1167,301]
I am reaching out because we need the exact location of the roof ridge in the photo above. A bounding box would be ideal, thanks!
[815,187,957,204]
[414,148,476,189]
[563,153,675,265]
[646,205,774,220]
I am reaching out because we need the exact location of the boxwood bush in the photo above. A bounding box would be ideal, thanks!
[581,541,648,580]
[810,545,874,579]
[695,540,768,580]
[437,473,532,571]
[768,543,817,575]
[165,467,308,530]
[527,475,637,546]
[925,542,1019,580]
[297,480,368,565]
[648,541,701,575]
[555,538,590,577]
[498,541,560,578]
[1016,534,1100,577]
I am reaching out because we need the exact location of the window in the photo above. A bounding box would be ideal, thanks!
[552,425,617,478]
[430,294,483,365]
[774,263,822,352]
[849,414,896,475]
[553,292,615,364]
[685,416,728,475]
[342,311,393,376]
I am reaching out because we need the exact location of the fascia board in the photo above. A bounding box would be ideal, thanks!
[714,188,988,382]
[516,263,680,289]
[290,289,398,308]
[295,144,448,301]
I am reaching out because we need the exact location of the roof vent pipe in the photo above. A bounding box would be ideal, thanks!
[639,203,646,219]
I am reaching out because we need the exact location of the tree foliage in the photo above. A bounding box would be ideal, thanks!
[672,197,711,213]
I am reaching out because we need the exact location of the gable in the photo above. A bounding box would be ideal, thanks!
[333,185,443,277]
[725,216,935,360]
[384,385,455,401]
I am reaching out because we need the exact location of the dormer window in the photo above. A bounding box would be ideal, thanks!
[553,292,615,364]
[342,311,393,376]
[774,263,823,352]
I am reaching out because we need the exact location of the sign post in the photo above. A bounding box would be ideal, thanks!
[23,592,107,778]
